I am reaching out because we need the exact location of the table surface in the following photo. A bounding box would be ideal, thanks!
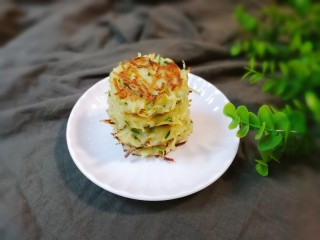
[0,0,319,240]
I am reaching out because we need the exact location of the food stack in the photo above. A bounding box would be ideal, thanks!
[106,54,193,159]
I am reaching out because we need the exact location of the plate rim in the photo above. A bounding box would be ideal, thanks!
[66,73,239,201]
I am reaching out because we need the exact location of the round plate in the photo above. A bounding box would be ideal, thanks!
[66,73,239,201]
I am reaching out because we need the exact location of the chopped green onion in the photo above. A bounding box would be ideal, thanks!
[131,128,141,138]
[117,78,123,88]
[131,128,140,135]
[164,130,171,139]
[165,117,173,122]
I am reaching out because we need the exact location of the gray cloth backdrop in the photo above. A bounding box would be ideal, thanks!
[0,0,319,239]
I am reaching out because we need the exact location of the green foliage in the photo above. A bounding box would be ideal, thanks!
[231,0,320,106]
[226,0,320,176]
[305,91,320,122]
[224,103,306,176]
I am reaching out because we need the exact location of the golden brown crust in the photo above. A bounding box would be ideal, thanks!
[112,56,183,102]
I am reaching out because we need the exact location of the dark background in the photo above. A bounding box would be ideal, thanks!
[0,0,319,239]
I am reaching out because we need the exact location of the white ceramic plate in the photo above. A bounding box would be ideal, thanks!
[66,73,239,201]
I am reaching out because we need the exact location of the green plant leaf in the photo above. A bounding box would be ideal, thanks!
[249,72,263,84]
[255,159,268,166]
[229,115,240,129]
[290,33,301,50]
[237,124,250,138]
[269,61,275,74]
[300,41,313,54]
[279,62,289,77]
[262,61,268,73]
[249,58,256,69]
[235,5,257,31]
[293,99,304,109]
[237,106,249,123]
[288,111,306,133]
[249,112,260,128]
[305,91,320,122]
[230,43,242,56]
[258,133,283,152]
[242,71,253,80]
[258,105,274,130]
[256,41,266,57]
[255,161,269,176]
[270,106,279,113]
[274,111,290,142]
[274,112,289,132]
[223,103,237,118]
[288,60,310,80]
[255,121,266,140]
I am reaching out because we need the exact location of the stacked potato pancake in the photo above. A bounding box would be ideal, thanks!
[106,53,193,159]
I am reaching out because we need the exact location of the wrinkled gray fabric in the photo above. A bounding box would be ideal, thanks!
[0,0,319,239]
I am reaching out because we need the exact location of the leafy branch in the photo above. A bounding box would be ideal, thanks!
[224,0,320,175]
[224,103,306,176]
